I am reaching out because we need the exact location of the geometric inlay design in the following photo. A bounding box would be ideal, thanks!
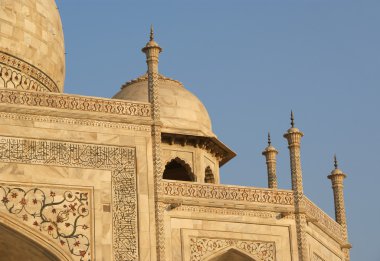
[0,137,137,261]
[0,184,92,260]
[190,237,275,261]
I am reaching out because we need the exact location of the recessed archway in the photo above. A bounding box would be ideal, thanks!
[204,247,257,261]
[0,213,72,261]
[163,157,195,181]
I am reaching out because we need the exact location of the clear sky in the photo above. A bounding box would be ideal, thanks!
[57,1,380,260]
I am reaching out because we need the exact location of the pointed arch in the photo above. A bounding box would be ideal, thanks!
[0,212,73,261]
[204,166,215,184]
[203,246,258,261]
[163,157,196,181]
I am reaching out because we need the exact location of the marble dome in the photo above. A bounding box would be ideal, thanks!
[113,74,214,137]
[0,0,65,92]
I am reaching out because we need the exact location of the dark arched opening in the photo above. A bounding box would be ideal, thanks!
[206,247,256,261]
[163,158,195,181]
[0,224,60,261]
[204,166,215,183]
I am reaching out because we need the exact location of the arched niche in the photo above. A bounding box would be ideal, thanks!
[0,212,73,261]
[163,157,195,182]
[204,166,215,184]
[204,246,257,261]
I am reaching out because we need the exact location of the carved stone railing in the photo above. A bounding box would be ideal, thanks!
[161,181,294,206]
[303,197,345,241]
[0,89,151,117]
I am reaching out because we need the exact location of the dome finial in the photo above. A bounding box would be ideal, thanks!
[290,110,295,128]
[150,24,154,41]
[268,132,271,146]
[334,154,338,169]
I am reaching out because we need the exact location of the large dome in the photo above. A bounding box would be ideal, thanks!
[113,74,214,137]
[0,0,65,92]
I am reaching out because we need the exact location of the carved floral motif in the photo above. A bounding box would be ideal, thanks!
[190,237,275,261]
[0,185,91,260]
[0,64,51,92]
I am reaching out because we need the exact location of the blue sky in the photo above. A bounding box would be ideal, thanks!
[57,1,380,260]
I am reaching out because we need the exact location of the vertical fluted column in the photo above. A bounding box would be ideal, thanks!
[262,132,279,189]
[283,112,304,195]
[283,111,309,261]
[142,26,163,181]
[142,26,164,261]
[328,155,351,260]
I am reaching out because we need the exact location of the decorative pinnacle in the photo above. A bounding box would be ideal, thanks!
[150,25,154,41]
[268,132,271,146]
[334,154,338,169]
[290,110,295,128]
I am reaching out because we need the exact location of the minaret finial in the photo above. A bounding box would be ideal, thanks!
[150,24,154,41]
[334,154,338,169]
[268,132,271,146]
[291,110,295,128]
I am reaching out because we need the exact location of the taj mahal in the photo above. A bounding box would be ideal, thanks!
[0,0,351,261]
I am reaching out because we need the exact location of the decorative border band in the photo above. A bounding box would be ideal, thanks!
[0,89,151,117]
[0,51,59,92]
[162,181,294,205]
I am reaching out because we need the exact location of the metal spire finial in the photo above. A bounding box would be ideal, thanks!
[334,154,338,169]
[268,132,271,146]
[150,25,154,41]
[290,110,295,128]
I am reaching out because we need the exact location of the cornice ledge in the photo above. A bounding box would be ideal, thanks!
[303,196,347,244]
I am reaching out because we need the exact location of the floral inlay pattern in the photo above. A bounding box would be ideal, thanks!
[190,237,275,261]
[0,185,91,260]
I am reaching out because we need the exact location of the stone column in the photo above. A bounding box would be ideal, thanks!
[262,132,278,189]
[328,155,351,260]
[283,111,309,261]
[142,26,164,261]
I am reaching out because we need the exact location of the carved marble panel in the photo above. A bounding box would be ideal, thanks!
[190,237,275,261]
[0,137,138,261]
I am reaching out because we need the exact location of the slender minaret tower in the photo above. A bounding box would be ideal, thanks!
[142,25,162,121]
[283,111,309,261]
[262,132,279,189]
[142,26,164,260]
[283,111,304,194]
[328,155,351,260]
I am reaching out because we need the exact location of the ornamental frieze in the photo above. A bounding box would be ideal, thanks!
[162,181,294,205]
[0,89,151,117]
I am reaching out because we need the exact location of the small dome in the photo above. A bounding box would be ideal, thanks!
[113,74,213,137]
[0,0,65,92]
